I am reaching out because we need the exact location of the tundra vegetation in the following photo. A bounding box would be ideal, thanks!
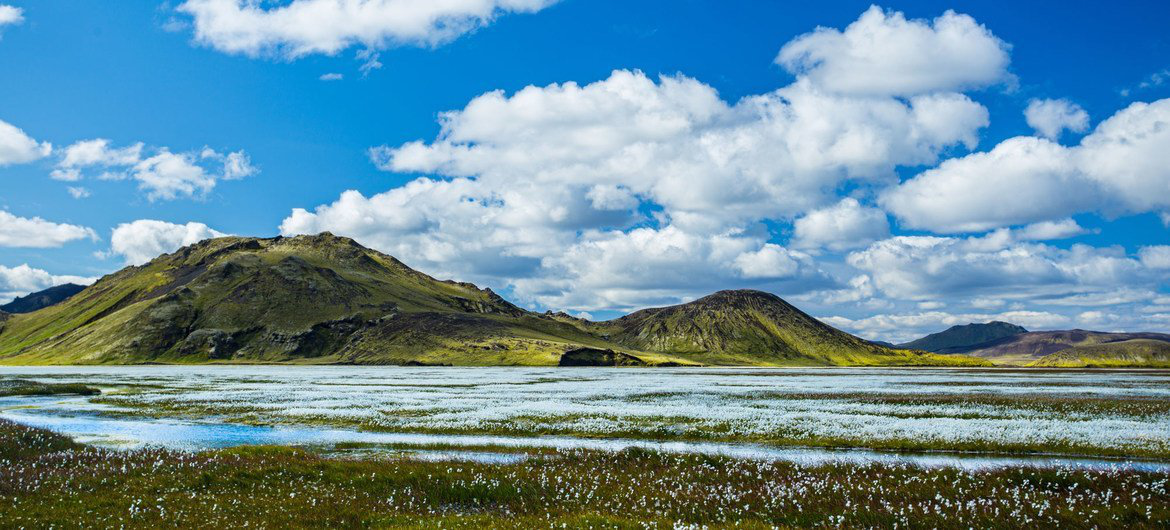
[1,419,1167,528]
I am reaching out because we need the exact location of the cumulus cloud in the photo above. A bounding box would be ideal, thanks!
[0,211,98,248]
[0,118,51,166]
[106,220,227,266]
[177,0,556,59]
[847,233,1159,302]
[1139,246,1170,270]
[515,227,829,311]
[883,98,1170,233]
[0,264,96,305]
[1025,98,1089,140]
[0,4,23,30]
[374,70,988,228]
[53,139,256,200]
[1013,219,1088,241]
[776,6,1011,96]
[289,67,985,309]
[284,7,1014,311]
[791,198,889,251]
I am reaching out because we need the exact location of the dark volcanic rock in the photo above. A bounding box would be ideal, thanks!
[559,347,648,367]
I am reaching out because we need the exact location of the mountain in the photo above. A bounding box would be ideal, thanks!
[595,290,963,366]
[0,233,984,367]
[1029,339,1170,368]
[898,321,1028,353]
[959,330,1170,366]
[0,284,86,314]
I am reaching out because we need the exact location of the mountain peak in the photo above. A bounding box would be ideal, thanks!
[0,283,87,314]
[899,321,1029,353]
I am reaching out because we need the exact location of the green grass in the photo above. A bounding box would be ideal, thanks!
[0,379,100,398]
[0,419,1166,528]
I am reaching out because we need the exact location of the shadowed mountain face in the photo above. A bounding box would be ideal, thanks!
[957,330,1170,366]
[0,234,984,367]
[898,321,1028,353]
[0,284,86,314]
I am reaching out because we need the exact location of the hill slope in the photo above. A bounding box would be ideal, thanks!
[596,290,979,366]
[0,234,983,367]
[0,284,86,314]
[898,321,1028,353]
[961,330,1170,366]
[1029,339,1170,368]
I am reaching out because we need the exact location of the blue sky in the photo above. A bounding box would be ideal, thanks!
[1,0,1169,341]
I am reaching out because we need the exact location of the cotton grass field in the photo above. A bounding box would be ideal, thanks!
[2,366,1170,528]
[5,366,1169,457]
[2,419,1168,528]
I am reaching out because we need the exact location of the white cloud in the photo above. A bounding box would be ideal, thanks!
[319,72,344,81]
[374,70,988,229]
[0,118,51,166]
[177,0,557,59]
[66,186,91,199]
[288,66,986,310]
[515,226,828,311]
[847,234,1158,302]
[0,4,23,29]
[792,198,889,251]
[0,264,96,305]
[883,98,1170,233]
[283,7,1016,311]
[1015,218,1089,241]
[58,139,144,169]
[107,220,227,266]
[776,6,1011,96]
[0,211,98,248]
[733,244,804,279]
[53,139,256,201]
[1025,98,1089,140]
[1139,246,1170,270]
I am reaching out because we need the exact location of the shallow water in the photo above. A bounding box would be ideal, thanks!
[2,395,1168,472]
[1,366,1169,470]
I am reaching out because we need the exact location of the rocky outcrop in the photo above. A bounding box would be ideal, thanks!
[559,348,648,367]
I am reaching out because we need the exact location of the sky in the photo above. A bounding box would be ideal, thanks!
[1,0,1169,342]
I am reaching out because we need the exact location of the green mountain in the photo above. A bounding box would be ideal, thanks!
[1029,339,1170,368]
[0,284,86,314]
[898,321,1027,353]
[596,290,957,366]
[959,330,1170,366]
[0,233,984,367]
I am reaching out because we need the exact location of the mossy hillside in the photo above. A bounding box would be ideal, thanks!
[1029,339,1170,368]
[0,233,984,366]
[599,290,985,367]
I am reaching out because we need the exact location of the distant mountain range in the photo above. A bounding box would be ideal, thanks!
[0,233,981,367]
[0,284,85,314]
[895,322,1170,367]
